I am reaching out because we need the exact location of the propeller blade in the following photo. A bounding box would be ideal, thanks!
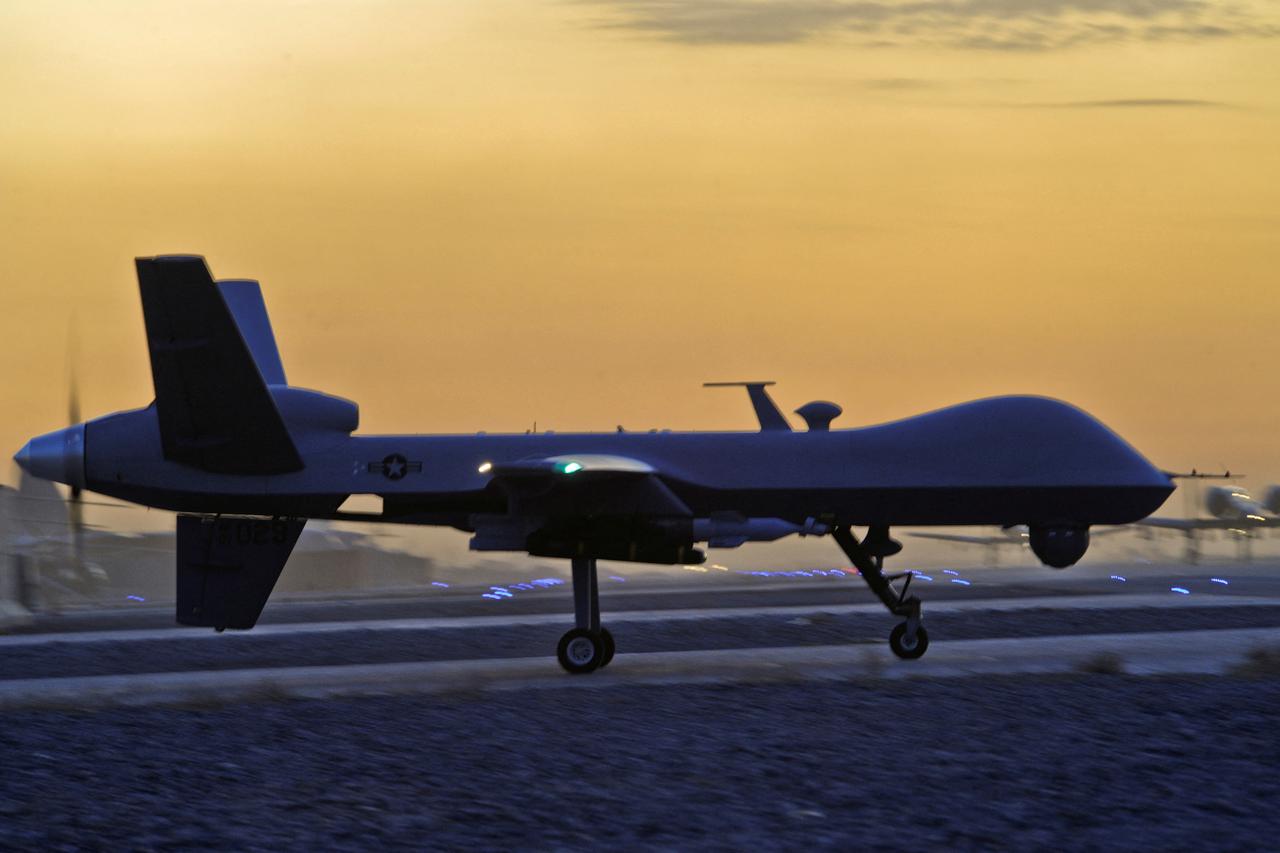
[67,321,86,569]
[68,374,80,431]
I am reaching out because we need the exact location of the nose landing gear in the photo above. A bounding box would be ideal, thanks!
[833,524,929,659]
[889,621,929,659]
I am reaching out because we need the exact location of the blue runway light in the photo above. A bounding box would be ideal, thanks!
[950,579,971,586]
[1171,587,1191,595]
[1110,575,1127,582]
[609,575,626,582]
[482,593,503,600]
[943,570,960,576]
[431,581,450,588]
[1211,578,1229,585]
[911,573,934,582]
[125,594,145,602]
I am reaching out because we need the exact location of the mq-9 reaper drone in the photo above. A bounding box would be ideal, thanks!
[15,257,1175,672]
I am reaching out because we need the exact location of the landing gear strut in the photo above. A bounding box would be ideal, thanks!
[556,556,615,673]
[833,525,929,659]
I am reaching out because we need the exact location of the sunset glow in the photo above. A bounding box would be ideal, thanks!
[3,0,1278,493]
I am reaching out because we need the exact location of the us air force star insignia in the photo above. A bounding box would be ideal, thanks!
[368,453,423,481]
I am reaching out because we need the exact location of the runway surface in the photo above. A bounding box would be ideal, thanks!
[3,626,1280,712]
[4,559,1280,848]
[4,559,1279,691]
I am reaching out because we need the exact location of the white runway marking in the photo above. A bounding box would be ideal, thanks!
[0,592,1274,648]
[2,627,1278,710]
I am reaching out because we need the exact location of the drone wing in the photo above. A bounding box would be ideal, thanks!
[1137,517,1280,531]
[489,454,691,517]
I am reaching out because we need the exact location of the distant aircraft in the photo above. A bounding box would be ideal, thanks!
[907,526,1033,566]
[1139,482,1280,562]
[907,524,1129,565]
[13,256,1175,671]
[1,472,106,610]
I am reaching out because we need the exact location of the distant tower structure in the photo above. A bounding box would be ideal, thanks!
[0,486,35,628]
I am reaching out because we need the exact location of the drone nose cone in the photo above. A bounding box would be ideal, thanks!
[13,440,31,471]
[13,425,85,488]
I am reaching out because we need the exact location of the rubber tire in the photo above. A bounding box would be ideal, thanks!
[557,628,605,674]
[598,627,616,668]
[889,623,929,660]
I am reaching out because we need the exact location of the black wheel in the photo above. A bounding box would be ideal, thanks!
[557,628,605,674]
[889,623,929,660]
[598,627,616,668]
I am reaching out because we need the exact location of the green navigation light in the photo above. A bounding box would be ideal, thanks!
[558,461,584,474]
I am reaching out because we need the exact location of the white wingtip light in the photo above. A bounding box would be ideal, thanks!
[477,461,493,474]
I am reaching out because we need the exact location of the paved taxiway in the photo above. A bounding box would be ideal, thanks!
[4,559,1279,848]
[3,626,1280,711]
[5,561,1280,693]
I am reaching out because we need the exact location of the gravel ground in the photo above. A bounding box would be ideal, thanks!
[2,676,1278,850]
[6,606,1280,681]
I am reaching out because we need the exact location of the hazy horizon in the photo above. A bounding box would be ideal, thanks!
[4,1,1278,500]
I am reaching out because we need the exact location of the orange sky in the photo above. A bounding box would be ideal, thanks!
[3,0,1279,508]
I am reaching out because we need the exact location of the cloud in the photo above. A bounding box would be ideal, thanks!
[1046,98,1231,107]
[592,1,863,44]
[861,77,940,89]
[589,0,1280,49]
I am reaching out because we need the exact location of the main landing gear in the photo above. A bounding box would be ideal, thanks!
[556,556,616,674]
[833,525,929,660]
